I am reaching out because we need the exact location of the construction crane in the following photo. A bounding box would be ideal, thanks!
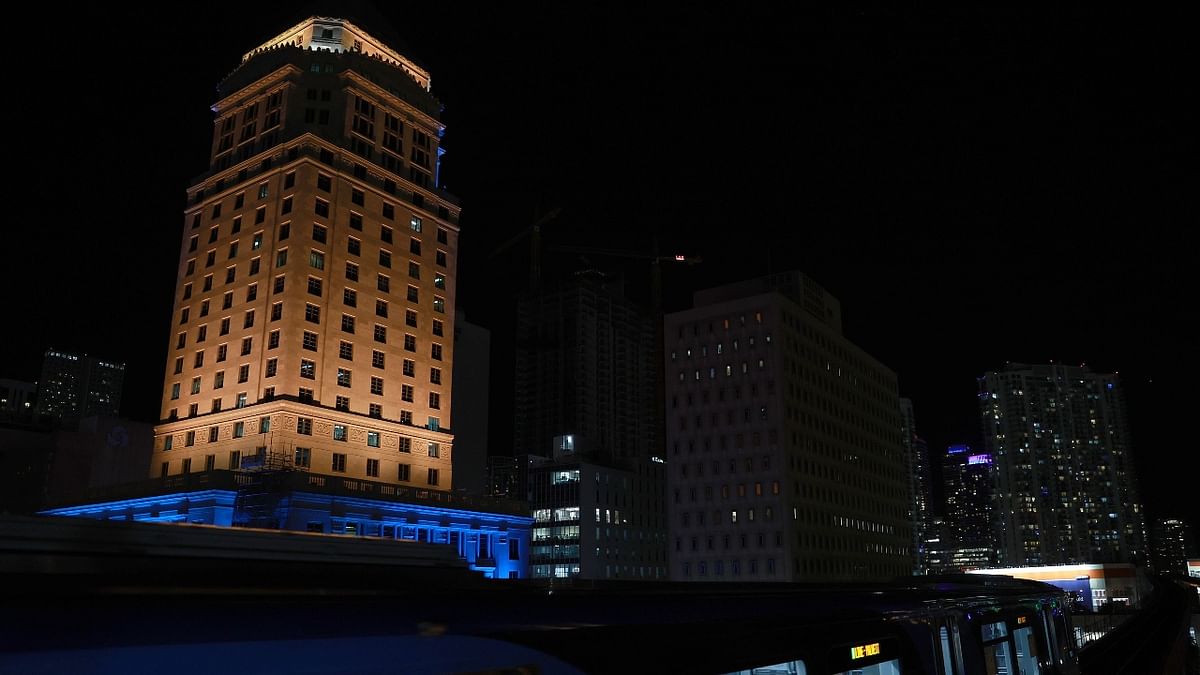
[487,205,563,291]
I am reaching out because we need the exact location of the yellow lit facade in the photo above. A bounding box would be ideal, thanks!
[152,17,460,490]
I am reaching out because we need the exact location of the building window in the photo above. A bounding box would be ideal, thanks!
[191,376,202,394]
[346,262,359,281]
[266,358,277,377]
[437,228,448,244]
[405,310,418,328]
[307,277,323,296]
[185,431,195,447]
[217,345,228,362]
[182,458,192,474]
[400,411,413,425]
[401,385,414,402]
[433,296,445,313]
[407,285,419,302]
[347,237,360,256]
[305,304,320,323]
[430,368,441,385]
[238,364,249,383]
[315,199,329,218]
[373,325,386,343]
[297,417,312,435]
[371,350,385,368]
[208,426,219,442]
[298,387,313,402]
[268,330,280,349]
[379,250,391,268]
[432,319,444,337]
[349,213,363,231]
[368,403,382,418]
[214,372,225,389]
[312,224,327,244]
[352,188,364,206]
[367,432,380,448]
[436,250,447,267]
[404,335,416,352]
[366,458,380,477]
[429,392,440,409]
[408,261,420,280]
[377,274,390,292]
[335,395,350,411]
[302,331,318,351]
[241,337,252,355]
[402,359,415,377]
[276,248,288,266]
[341,315,355,333]
[300,360,315,379]
[434,273,446,290]
[375,300,388,317]
[310,250,325,270]
[259,416,271,433]
[233,421,245,438]
[370,377,384,395]
[409,238,421,255]
[229,450,241,469]
[171,383,180,399]
[431,344,442,361]
[427,468,439,486]
[427,442,439,458]
[337,368,352,387]
[333,425,347,442]
[271,302,282,321]
[339,341,354,360]
[398,437,412,454]
[343,288,357,307]
[398,463,411,481]
[294,447,311,468]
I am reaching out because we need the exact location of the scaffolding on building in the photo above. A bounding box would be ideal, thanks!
[232,446,299,530]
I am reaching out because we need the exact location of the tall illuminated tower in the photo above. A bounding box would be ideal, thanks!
[979,363,1146,566]
[151,17,460,490]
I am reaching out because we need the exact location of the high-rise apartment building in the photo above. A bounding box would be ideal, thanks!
[514,271,657,461]
[151,17,460,490]
[979,363,1146,566]
[665,272,910,582]
[36,350,125,427]
[1152,518,1196,576]
[943,444,995,570]
[899,398,932,574]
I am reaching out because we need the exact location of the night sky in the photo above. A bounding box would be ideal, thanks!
[6,6,1194,528]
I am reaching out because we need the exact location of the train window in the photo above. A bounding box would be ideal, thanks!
[939,626,961,675]
[980,620,1014,675]
[1011,626,1041,674]
[721,658,807,674]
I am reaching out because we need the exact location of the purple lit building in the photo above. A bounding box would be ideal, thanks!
[943,444,995,570]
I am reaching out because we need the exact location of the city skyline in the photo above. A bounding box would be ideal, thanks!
[3,5,1193,527]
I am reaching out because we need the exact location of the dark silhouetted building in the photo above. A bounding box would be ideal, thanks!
[451,309,489,495]
[514,271,658,462]
[35,350,124,428]
[979,363,1146,566]
[943,444,995,570]
[0,379,37,422]
[1152,517,1196,575]
[665,272,910,582]
[900,397,932,574]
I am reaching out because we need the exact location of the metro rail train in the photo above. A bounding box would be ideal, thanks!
[0,516,1077,674]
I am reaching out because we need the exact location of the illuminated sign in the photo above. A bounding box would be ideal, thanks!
[967,454,992,465]
[674,255,686,261]
[1017,616,1028,625]
[850,643,881,660]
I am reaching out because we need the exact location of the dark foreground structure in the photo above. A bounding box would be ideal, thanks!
[1,516,1196,674]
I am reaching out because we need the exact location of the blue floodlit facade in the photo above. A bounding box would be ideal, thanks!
[43,484,532,579]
